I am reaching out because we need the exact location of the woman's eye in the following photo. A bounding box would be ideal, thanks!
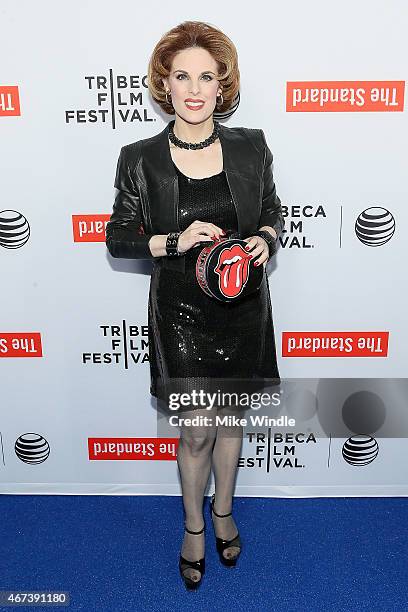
[175,74,212,80]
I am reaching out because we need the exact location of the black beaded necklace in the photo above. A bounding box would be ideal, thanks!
[168,119,220,150]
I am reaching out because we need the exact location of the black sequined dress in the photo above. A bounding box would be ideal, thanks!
[148,162,280,411]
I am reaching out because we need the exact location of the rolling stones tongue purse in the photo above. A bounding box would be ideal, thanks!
[195,230,264,303]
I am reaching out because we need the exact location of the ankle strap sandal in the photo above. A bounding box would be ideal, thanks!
[210,493,242,567]
[179,523,206,590]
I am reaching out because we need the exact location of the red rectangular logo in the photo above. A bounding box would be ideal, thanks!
[286,81,404,112]
[0,86,21,116]
[72,214,111,242]
[88,438,179,460]
[0,332,43,357]
[282,332,389,357]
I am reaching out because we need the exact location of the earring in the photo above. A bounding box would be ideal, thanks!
[216,93,224,107]
[165,90,173,105]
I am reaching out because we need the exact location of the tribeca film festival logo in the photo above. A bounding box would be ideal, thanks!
[241,432,380,472]
[241,431,315,471]
[64,71,240,128]
[82,322,149,367]
[65,72,153,127]
[280,203,326,249]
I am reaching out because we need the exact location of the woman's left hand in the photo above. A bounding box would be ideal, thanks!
[243,235,270,268]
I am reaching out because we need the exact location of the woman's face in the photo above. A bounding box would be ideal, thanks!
[162,46,222,122]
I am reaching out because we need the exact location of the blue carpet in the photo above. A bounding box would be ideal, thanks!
[1,495,407,611]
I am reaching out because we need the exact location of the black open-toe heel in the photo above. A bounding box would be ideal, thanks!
[179,524,206,590]
[210,493,242,567]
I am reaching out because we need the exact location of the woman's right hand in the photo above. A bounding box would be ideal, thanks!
[177,220,225,254]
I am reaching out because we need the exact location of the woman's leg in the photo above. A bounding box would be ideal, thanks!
[177,407,217,582]
[211,405,244,560]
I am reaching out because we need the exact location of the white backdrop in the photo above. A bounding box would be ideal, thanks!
[1,0,407,496]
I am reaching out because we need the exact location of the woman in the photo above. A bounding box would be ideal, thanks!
[106,21,284,590]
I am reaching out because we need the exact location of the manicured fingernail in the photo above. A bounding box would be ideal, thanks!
[245,246,250,251]
[254,261,259,266]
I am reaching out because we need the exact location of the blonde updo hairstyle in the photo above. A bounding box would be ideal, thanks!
[147,20,240,115]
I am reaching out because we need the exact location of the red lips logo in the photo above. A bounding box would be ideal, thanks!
[214,243,252,299]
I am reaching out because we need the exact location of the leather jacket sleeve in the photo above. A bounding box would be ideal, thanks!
[105,146,155,259]
[258,130,285,239]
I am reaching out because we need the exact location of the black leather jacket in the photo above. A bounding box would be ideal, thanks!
[105,120,284,274]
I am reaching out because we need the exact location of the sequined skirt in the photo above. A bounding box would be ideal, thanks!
[148,248,280,411]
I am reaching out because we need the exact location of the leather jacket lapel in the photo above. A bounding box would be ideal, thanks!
[217,123,261,238]
[139,120,261,237]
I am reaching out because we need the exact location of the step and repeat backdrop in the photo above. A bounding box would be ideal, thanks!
[1,1,407,496]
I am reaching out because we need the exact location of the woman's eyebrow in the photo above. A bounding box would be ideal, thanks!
[172,70,216,75]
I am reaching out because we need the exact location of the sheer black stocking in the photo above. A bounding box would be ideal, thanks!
[211,406,243,560]
[176,408,217,583]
